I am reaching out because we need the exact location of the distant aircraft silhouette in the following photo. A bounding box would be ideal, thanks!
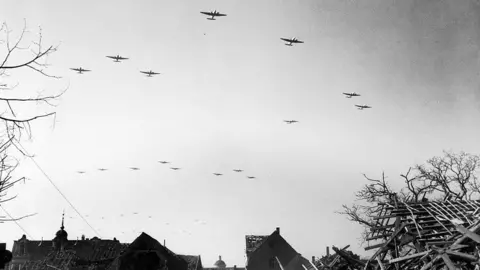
[280,37,304,46]
[233,169,243,172]
[200,10,227,20]
[247,176,256,179]
[213,173,223,176]
[170,167,181,170]
[140,70,160,77]
[71,67,91,74]
[98,168,108,171]
[106,55,129,62]
[130,167,140,170]
[355,104,372,110]
[77,171,86,174]
[158,161,169,164]
[284,120,298,124]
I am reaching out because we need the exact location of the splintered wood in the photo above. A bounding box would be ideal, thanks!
[362,200,480,270]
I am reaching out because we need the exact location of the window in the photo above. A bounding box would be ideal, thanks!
[269,258,275,269]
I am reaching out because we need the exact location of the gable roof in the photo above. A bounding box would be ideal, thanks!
[115,232,189,270]
[245,235,269,258]
[245,229,300,268]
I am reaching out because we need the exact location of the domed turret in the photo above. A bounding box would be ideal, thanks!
[214,255,226,268]
[53,212,68,251]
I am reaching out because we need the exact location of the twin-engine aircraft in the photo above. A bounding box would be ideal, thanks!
[106,55,129,62]
[280,37,304,46]
[200,10,227,20]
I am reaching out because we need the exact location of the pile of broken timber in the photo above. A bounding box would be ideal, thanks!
[364,200,480,270]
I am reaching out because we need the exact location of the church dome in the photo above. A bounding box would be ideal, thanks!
[214,256,226,268]
[56,228,68,238]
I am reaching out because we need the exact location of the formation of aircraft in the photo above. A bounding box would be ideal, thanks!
[284,120,299,124]
[75,163,257,179]
[355,104,372,110]
[343,92,361,98]
[200,10,227,20]
[280,37,304,46]
[140,70,161,77]
[106,55,129,62]
[71,67,91,74]
[341,92,372,110]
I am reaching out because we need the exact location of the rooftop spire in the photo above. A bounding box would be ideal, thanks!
[61,210,65,230]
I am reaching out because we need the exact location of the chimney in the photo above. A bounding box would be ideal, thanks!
[312,256,315,264]
[326,247,330,257]
[81,235,85,241]
[234,266,237,270]
[219,255,222,260]
[164,240,166,247]
[276,227,280,234]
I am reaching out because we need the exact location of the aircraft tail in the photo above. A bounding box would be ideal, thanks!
[207,17,216,20]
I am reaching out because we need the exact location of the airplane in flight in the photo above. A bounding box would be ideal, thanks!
[200,10,227,20]
[247,176,256,179]
[106,55,129,62]
[77,171,86,174]
[0,84,7,87]
[280,37,304,46]
[130,167,140,171]
[284,120,299,124]
[355,104,372,110]
[98,168,108,171]
[140,70,161,77]
[233,169,243,172]
[170,167,181,170]
[213,173,223,176]
[343,92,361,98]
[71,67,91,74]
[158,161,169,164]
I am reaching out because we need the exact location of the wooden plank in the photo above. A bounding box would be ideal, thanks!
[454,224,480,244]
[388,250,430,264]
[375,256,385,270]
[441,253,457,270]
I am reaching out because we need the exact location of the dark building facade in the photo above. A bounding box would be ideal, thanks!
[245,228,316,270]
[110,232,202,270]
[7,214,128,270]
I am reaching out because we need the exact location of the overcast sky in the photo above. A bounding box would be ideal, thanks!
[1,0,480,267]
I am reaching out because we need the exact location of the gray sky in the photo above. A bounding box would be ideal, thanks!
[1,0,480,266]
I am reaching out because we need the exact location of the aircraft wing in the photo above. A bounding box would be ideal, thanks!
[151,72,160,75]
[293,40,304,43]
[118,56,128,60]
[83,69,91,72]
[280,38,292,42]
[71,68,80,71]
[140,71,149,74]
[355,105,362,107]
[216,13,227,16]
[201,11,213,16]
[106,56,115,59]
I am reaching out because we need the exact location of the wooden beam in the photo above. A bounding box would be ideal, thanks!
[388,250,430,264]
[455,224,480,244]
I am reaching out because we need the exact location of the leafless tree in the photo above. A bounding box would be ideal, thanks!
[338,150,480,242]
[0,19,66,221]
